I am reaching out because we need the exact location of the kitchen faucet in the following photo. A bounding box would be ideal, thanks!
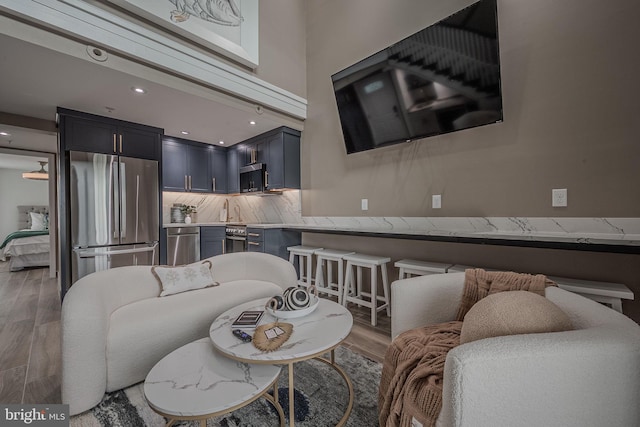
[234,204,242,223]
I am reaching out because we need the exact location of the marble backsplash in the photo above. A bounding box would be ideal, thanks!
[163,190,639,243]
[162,190,303,224]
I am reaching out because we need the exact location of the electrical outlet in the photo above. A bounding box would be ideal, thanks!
[552,188,567,207]
[361,198,368,211]
[432,194,442,209]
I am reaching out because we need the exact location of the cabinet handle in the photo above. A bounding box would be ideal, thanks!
[265,171,269,188]
[222,239,225,254]
[248,232,260,237]
[189,175,192,190]
[184,175,188,190]
[248,241,260,246]
[212,177,216,192]
[113,134,117,153]
[119,134,123,153]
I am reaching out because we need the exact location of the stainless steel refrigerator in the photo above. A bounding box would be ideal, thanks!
[70,151,159,283]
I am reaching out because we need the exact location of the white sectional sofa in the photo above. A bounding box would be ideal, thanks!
[62,252,298,416]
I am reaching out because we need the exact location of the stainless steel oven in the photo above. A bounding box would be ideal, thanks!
[225,225,247,253]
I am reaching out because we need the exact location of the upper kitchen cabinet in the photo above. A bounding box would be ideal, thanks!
[209,146,227,194]
[162,137,211,193]
[58,108,162,161]
[264,128,301,190]
[231,127,301,192]
[226,146,240,194]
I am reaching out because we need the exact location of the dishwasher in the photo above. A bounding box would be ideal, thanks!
[167,227,200,266]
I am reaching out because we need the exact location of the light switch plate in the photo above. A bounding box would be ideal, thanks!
[552,188,567,207]
[361,198,368,211]
[432,194,442,209]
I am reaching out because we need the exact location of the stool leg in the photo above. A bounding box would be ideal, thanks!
[306,254,313,287]
[612,298,623,313]
[370,265,378,327]
[398,267,406,280]
[315,257,324,291]
[343,261,353,305]
[337,259,344,305]
[356,266,363,298]
[298,256,304,283]
[330,260,335,291]
[289,252,294,264]
[382,263,391,316]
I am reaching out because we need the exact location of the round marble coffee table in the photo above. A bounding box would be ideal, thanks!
[144,338,284,427]
[209,298,354,427]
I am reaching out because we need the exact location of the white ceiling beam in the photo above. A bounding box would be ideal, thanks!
[0,0,307,120]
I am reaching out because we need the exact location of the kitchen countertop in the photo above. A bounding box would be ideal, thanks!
[163,218,640,253]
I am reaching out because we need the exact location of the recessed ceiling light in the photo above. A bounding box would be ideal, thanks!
[0,131,10,137]
[249,120,256,125]
[219,141,225,145]
[181,131,190,135]
[131,87,147,94]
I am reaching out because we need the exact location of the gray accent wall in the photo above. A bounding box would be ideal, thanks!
[303,0,640,217]
[303,0,640,322]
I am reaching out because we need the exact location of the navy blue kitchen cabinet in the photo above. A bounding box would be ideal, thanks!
[209,146,227,194]
[61,111,161,161]
[200,226,226,259]
[226,146,240,194]
[162,137,211,193]
[246,227,301,260]
[265,128,301,190]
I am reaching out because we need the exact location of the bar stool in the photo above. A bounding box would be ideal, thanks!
[342,253,391,326]
[395,259,450,279]
[314,249,355,304]
[287,245,323,288]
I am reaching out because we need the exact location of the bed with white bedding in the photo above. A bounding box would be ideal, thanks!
[0,206,50,271]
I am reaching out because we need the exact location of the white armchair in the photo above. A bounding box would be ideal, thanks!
[390,272,640,427]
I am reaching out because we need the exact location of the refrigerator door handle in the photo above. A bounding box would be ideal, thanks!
[111,159,120,241]
[74,243,158,258]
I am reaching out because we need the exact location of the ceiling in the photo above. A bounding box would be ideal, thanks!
[0,153,48,171]
[0,32,297,149]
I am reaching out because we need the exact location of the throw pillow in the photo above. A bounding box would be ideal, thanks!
[152,260,219,297]
[29,212,47,231]
[460,290,573,344]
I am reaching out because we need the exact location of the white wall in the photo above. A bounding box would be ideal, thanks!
[0,168,49,240]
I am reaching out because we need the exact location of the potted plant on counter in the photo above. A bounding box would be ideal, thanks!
[180,205,197,224]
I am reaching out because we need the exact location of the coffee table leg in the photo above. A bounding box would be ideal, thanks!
[200,419,206,427]
[288,363,295,426]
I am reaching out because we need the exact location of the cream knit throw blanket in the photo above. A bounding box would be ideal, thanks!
[378,269,556,427]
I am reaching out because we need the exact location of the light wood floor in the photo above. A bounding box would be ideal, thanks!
[0,264,390,405]
[0,262,61,404]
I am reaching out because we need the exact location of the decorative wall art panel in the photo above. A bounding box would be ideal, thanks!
[108,0,259,68]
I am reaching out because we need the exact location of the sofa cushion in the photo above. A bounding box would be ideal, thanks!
[106,279,282,391]
[460,290,573,344]
[152,260,218,297]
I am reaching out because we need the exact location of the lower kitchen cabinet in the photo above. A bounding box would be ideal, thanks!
[200,226,226,259]
[247,227,301,260]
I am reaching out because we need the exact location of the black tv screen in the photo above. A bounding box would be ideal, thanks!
[332,0,502,154]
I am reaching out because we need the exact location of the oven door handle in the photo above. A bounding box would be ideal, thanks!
[226,235,247,241]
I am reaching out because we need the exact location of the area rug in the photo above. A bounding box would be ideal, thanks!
[70,346,381,427]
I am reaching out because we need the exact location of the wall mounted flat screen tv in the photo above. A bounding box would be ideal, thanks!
[332,0,502,154]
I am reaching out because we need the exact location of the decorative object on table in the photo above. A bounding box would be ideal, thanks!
[253,321,293,352]
[231,310,265,328]
[180,204,197,224]
[284,286,312,310]
[265,286,319,319]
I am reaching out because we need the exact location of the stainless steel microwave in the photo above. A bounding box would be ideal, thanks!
[239,162,266,193]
